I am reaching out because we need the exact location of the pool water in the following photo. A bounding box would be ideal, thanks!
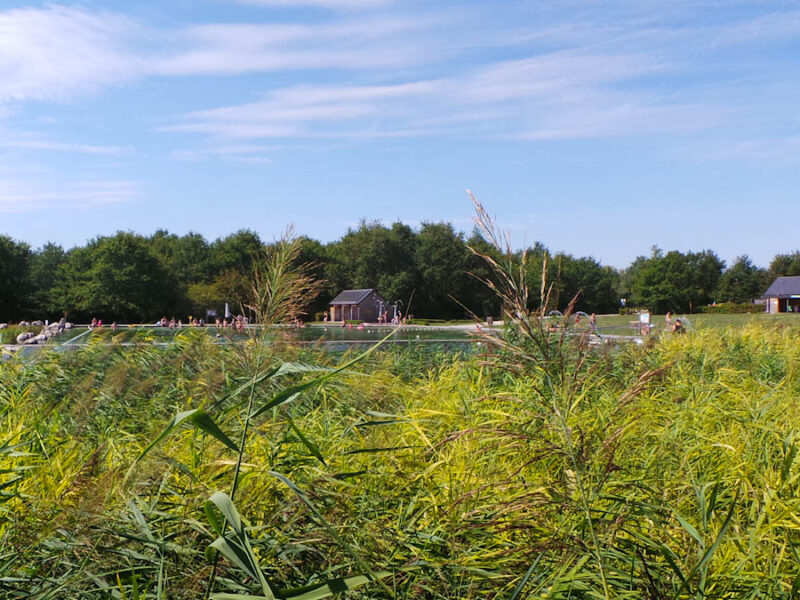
[47,324,480,346]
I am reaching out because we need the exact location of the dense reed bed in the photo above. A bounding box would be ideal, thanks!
[4,217,800,598]
[1,322,800,599]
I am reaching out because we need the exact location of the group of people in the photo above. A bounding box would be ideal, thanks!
[664,312,685,334]
[548,312,598,332]
[321,310,410,326]
[574,313,598,329]
[376,311,398,324]
[154,316,201,328]
[150,315,249,329]
[156,316,179,329]
[86,315,254,330]
[89,317,120,330]
[214,315,248,331]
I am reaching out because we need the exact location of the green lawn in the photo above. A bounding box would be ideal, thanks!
[594,311,800,332]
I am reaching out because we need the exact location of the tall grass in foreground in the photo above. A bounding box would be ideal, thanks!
[3,322,800,597]
[3,223,800,597]
[463,197,800,597]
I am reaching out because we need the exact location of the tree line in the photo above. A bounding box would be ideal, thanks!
[1,221,798,322]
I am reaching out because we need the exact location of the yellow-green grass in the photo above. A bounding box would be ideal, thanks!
[593,311,800,332]
[2,325,800,598]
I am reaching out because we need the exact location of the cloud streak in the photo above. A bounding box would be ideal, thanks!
[152,13,446,76]
[153,2,800,161]
[1,1,798,165]
[0,6,143,102]
[0,5,445,96]
[238,0,392,9]
[161,49,705,142]
[0,138,132,155]
[0,179,140,213]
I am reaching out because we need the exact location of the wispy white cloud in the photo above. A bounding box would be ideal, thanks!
[0,6,143,102]
[711,9,800,46]
[0,5,443,94]
[2,2,797,100]
[456,52,668,103]
[1,1,799,166]
[169,143,284,163]
[0,138,132,155]
[155,1,800,160]
[0,179,139,213]
[161,49,690,141]
[237,0,393,9]
[0,108,133,155]
[164,81,435,137]
[672,136,800,166]
[152,14,443,75]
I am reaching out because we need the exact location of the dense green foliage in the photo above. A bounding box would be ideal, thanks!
[3,324,800,598]
[621,248,725,313]
[0,236,31,319]
[1,227,798,322]
[698,302,764,314]
[713,256,768,306]
[767,251,800,279]
[5,201,799,598]
[1,224,618,323]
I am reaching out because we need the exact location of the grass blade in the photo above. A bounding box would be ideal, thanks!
[130,409,239,474]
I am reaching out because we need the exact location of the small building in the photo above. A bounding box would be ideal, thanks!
[329,289,386,322]
[761,276,800,313]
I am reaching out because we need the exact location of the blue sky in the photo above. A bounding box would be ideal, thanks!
[1,0,798,268]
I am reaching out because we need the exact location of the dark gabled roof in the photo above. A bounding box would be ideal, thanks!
[761,276,800,298]
[330,289,375,305]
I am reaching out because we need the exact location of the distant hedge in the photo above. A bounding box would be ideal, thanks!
[698,302,763,314]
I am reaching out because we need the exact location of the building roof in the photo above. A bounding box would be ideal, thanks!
[330,288,376,305]
[761,276,800,298]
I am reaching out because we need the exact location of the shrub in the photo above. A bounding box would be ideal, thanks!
[699,302,763,314]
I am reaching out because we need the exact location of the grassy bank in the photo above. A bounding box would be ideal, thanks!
[0,325,42,345]
[594,311,800,332]
[2,323,800,598]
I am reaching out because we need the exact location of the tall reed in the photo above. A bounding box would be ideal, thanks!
[4,213,800,598]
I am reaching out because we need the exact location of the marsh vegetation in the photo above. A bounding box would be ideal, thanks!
[3,215,800,599]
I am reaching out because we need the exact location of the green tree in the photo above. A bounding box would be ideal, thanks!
[199,230,264,318]
[415,222,472,319]
[527,250,620,315]
[290,236,329,318]
[0,235,31,320]
[187,271,251,317]
[150,231,211,284]
[768,251,800,278]
[625,247,723,313]
[61,232,171,322]
[564,257,620,314]
[628,247,682,313]
[326,221,419,308]
[684,250,725,312]
[27,242,67,317]
[149,230,212,314]
[716,255,765,303]
[464,229,503,318]
[210,230,262,273]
